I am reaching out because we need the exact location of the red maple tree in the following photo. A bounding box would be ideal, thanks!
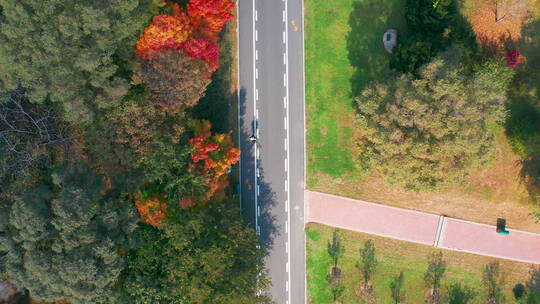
[187,0,235,33]
[504,50,524,67]
[135,0,234,73]
[184,120,240,207]
[180,36,220,73]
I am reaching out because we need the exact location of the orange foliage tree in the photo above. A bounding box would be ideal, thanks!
[185,120,240,207]
[135,193,168,227]
[135,4,194,59]
[135,0,234,73]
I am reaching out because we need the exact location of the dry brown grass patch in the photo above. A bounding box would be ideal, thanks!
[310,131,539,233]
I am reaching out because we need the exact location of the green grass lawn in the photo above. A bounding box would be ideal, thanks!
[306,223,531,304]
[305,0,408,186]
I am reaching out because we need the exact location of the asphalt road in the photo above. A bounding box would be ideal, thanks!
[238,0,306,303]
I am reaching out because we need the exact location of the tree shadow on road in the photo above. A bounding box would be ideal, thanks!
[238,86,279,253]
[256,167,279,252]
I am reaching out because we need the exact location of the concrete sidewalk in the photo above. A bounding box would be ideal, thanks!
[307,191,540,264]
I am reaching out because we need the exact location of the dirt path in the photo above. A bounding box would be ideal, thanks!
[307,191,540,264]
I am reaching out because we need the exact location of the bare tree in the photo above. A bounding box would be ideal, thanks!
[491,0,529,23]
[0,90,74,183]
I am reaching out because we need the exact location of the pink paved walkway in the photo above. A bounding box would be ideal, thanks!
[307,191,540,264]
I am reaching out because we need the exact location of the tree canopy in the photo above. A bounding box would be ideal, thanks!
[136,51,211,113]
[0,0,152,123]
[0,162,140,304]
[390,0,478,75]
[120,198,270,304]
[0,1,264,303]
[355,48,514,190]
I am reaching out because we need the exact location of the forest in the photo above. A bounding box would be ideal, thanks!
[0,0,270,303]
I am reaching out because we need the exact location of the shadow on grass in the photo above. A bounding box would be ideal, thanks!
[346,0,406,98]
[505,19,540,202]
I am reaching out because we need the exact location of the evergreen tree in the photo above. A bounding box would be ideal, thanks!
[141,138,208,203]
[0,0,153,123]
[445,282,477,304]
[355,48,514,191]
[0,162,140,304]
[120,197,271,304]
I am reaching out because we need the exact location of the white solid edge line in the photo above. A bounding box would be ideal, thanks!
[236,0,242,212]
